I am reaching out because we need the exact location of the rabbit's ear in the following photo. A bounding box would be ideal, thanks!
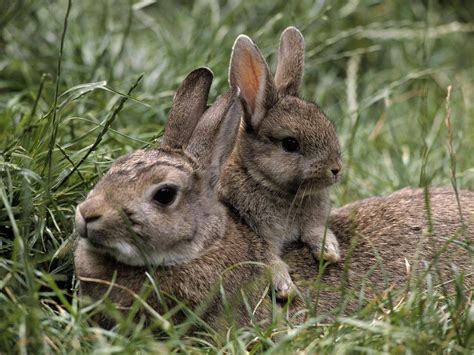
[187,87,241,186]
[161,68,213,150]
[229,35,277,129]
[274,26,305,97]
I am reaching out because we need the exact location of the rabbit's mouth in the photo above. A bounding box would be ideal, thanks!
[84,226,206,267]
[296,176,337,194]
[84,236,154,267]
[285,177,329,196]
[85,237,105,250]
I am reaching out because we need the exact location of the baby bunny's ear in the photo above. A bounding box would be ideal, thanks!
[187,87,241,186]
[161,68,213,150]
[274,26,305,97]
[229,35,277,129]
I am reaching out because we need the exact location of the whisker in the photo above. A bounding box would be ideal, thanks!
[291,185,308,231]
[283,181,304,237]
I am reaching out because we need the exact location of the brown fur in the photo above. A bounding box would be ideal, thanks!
[161,68,213,149]
[286,187,473,318]
[73,54,473,335]
[75,182,473,330]
[74,68,273,330]
[274,27,305,96]
[73,68,473,328]
[220,27,343,299]
[74,213,271,329]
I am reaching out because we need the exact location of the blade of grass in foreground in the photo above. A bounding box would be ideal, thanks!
[53,74,144,191]
[45,0,72,195]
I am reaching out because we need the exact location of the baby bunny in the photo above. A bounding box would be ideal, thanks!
[74,68,271,330]
[219,26,342,300]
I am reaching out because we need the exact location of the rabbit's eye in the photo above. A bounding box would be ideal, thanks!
[153,186,177,206]
[281,137,300,153]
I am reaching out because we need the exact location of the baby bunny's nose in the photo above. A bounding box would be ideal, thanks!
[330,159,342,178]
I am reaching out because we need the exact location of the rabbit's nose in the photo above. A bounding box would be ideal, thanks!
[75,207,87,238]
[75,197,105,238]
[82,211,101,224]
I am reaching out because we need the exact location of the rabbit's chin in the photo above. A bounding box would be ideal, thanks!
[82,237,203,267]
[83,238,146,266]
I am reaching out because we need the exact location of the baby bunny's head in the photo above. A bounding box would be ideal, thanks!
[75,68,241,266]
[229,27,342,195]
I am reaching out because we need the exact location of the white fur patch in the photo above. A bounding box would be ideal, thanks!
[112,241,143,266]
[85,238,204,267]
[111,240,203,267]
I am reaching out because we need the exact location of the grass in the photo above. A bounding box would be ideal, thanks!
[0,0,473,353]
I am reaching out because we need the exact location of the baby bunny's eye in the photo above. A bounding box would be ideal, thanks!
[281,137,300,153]
[153,185,177,206]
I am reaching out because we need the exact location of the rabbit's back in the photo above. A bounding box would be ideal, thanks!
[284,187,473,315]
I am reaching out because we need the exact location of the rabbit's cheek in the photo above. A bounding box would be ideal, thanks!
[84,230,118,255]
[288,178,304,195]
[102,240,140,263]
[255,159,298,188]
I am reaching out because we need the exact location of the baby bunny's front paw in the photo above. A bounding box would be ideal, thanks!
[313,230,341,263]
[270,260,296,301]
[322,238,341,262]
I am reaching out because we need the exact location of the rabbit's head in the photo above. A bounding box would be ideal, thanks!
[229,27,342,196]
[75,68,241,267]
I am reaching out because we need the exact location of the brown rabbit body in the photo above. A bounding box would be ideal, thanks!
[219,27,342,299]
[74,68,272,329]
[286,187,473,316]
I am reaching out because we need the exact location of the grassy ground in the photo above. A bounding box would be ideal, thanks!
[0,0,473,353]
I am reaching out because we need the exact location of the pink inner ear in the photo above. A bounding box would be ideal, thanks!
[236,48,264,114]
